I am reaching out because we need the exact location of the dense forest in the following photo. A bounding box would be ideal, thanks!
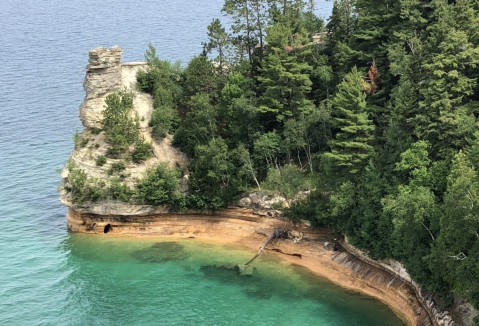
[67,0,479,320]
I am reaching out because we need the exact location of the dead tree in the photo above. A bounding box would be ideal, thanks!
[245,229,282,265]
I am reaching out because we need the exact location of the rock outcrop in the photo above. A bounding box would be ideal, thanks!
[340,238,456,326]
[80,46,123,128]
[59,46,189,215]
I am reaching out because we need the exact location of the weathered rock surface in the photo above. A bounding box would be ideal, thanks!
[341,238,457,326]
[236,192,286,218]
[80,46,123,128]
[60,46,189,214]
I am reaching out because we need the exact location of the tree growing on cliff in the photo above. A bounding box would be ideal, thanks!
[102,90,139,158]
[134,162,180,206]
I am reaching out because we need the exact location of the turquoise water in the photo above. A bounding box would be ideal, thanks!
[0,0,404,325]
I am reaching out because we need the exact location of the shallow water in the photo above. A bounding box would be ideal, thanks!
[0,0,404,325]
[60,236,404,326]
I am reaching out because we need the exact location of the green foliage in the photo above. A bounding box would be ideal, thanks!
[95,155,107,166]
[188,137,239,210]
[204,18,232,72]
[261,164,309,203]
[66,162,106,204]
[102,90,139,158]
[131,138,153,163]
[107,161,126,176]
[150,105,180,140]
[137,43,183,98]
[89,126,102,135]
[257,23,314,122]
[173,94,218,156]
[433,151,479,301]
[108,177,132,202]
[323,66,375,175]
[73,131,89,149]
[253,131,284,168]
[183,55,220,99]
[135,162,180,206]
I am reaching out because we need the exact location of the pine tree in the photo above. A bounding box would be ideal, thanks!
[204,19,232,72]
[413,0,479,157]
[257,23,313,123]
[323,66,375,175]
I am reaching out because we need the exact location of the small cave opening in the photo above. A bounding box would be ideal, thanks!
[104,224,112,234]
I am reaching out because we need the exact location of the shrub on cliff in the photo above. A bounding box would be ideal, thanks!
[102,90,139,158]
[131,138,154,163]
[108,177,132,202]
[66,162,106,204]
[149,105,180,140]
[134,162,180,206]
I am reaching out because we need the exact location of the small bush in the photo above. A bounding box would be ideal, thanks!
[73,131,89,149]
[108,161,126,176]
[150,105,180,140]
[108,177,132,202]
[66,162,106,204]
[131,138,153,163]
[261,164,309,203]
[135,162,179,205]
[89,126,102,135]
[96,155,107,166]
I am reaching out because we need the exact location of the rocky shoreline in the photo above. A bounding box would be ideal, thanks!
[66,206,439,326]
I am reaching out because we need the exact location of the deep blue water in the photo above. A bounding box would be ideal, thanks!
[0,1,404,325]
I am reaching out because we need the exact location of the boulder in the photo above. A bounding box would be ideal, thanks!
[288,230,303,243]
[323,241,338,251]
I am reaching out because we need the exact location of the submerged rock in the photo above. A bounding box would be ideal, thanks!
[131,242,189,263]
[237,264,253,277]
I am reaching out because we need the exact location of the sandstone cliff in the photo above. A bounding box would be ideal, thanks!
[59,47,188,216]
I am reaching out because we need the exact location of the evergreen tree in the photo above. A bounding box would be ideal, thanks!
[257,23,314,123]
[323,66,375,175]
[203,18,232,72]
[413,0,479,157]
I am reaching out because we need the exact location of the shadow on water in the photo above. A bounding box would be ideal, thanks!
[131,242,190,263]
[198,261,317,302]
[200,264,272,300]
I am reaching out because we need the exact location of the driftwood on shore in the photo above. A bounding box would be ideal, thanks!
[245,229,281,265]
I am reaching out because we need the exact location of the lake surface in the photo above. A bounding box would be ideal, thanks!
[0,0,404,325]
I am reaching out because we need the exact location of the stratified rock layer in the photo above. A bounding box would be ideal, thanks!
[80,46,123,128]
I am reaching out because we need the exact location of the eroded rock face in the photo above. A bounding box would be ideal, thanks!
[59,47,190,215]
[80,46,123,128]
[341,238,456,326]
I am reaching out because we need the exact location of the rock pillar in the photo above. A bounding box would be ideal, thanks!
[79,46,123,128]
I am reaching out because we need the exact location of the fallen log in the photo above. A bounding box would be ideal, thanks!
[245,229,281,265]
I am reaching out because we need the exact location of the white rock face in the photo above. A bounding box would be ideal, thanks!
[60,47,189,215]
[80,46,123,128]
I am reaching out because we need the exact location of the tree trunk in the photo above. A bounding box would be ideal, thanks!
[245,229,280,265]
